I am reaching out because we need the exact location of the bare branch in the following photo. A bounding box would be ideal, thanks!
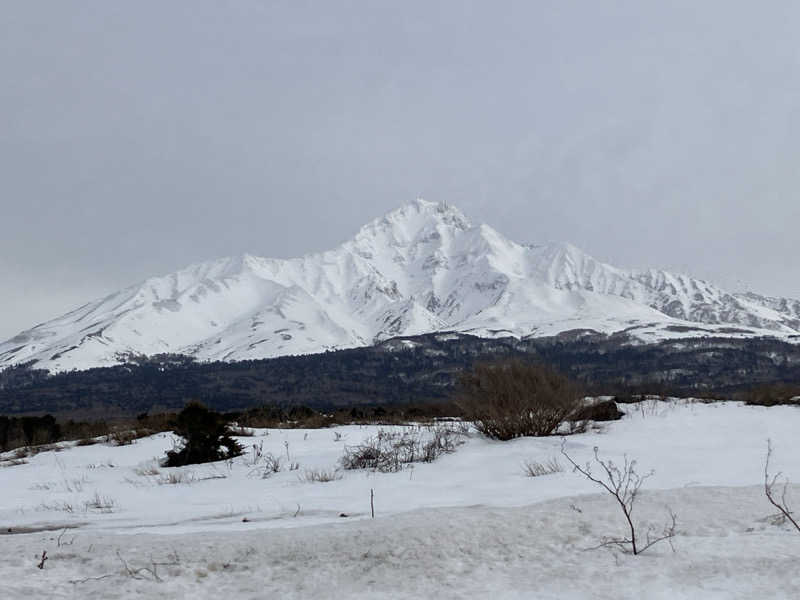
[116,551,162,582]
[638,509,678,554]
[69,573,118,585]
[764,439,800,533]
[561,440,676,555]
[57,527,75,547]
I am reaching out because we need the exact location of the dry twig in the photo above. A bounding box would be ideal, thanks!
[764,439,800,533]
[561,440,676,555]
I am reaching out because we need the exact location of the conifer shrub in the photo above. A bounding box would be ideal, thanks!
[163,403,242,467]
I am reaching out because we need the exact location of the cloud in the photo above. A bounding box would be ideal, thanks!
[2,1,799,338]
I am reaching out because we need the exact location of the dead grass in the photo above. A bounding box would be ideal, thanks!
[157,471,195,485]
[133,464,161,477]
[84,492,116,513]
[299,468,343,483]
[522,457,563,477]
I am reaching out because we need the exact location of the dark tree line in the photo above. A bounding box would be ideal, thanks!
[1,331,799,417]
[0,414,61,450]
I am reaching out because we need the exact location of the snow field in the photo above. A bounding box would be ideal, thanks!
[1,399,800,598]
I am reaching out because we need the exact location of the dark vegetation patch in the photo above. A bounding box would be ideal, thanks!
[663,325,711,333]
[456,360,583,439]
[0,401,461,454]
[0,412,174,453]
[717,327,753,334]
[743,383,800,406]
[571,399,624,422]
[0,332,799,419]
[163,403,242,467]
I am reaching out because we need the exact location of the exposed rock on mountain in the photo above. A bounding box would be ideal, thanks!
[2,199,798,372]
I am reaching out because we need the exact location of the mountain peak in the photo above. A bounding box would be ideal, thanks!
[378,198,470,233]
[346,199,471,254]
[3,200,800,373]
[411,198,470,224]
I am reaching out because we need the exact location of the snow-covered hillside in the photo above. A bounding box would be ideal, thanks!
[3,199,799,372]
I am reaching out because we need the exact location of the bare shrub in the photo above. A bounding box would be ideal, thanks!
[84,461,115,471]
[37,501,75,513]
[246,448,283,479]
[157,471,195,485]
[561,441,676,555]
[523,457,563,477]
[634,397,667,419]
[340,430,402,472]
[457,360,583,440]
[340,425,465,473]
[133,464,161,477]
[563,419,588,435]
[261,453,282,478]
[764,439,800,533]
[230,425,256,437]
[61,476,88,493]
[84,492,116,513]
[245,441,265,466]
[300,468,343,483]
[109,430,139,446]
[421,424,464,461]
[441,420,471,436]
[57,527,76,547]
[29,481,54,491]
[30,476,87,493]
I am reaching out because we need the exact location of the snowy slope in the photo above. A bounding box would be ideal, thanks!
[2,199,799,372]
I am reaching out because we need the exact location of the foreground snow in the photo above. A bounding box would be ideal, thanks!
[2,400,800,598]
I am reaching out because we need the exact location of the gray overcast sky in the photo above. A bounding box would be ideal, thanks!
[2,1,800,340]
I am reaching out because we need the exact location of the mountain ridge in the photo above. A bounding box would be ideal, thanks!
[3,198,799,372]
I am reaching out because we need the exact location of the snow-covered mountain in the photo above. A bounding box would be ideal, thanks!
[3,199,799,372]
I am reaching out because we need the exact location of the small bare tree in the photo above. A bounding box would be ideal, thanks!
[764,439,800,533]
[561,441,676,555]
